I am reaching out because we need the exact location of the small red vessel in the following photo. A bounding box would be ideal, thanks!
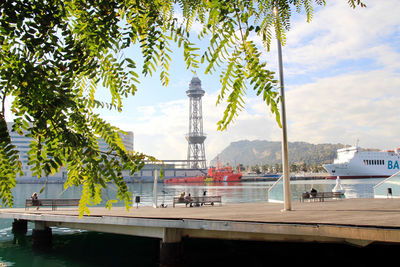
[164,165,242,184]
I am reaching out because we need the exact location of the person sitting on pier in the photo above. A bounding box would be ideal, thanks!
[310,187,318,198]
[184,193,193,207]
[302,191,310,201]
[31,192,39,210]
[178,192,185,202]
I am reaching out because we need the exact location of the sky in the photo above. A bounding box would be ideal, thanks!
[6,1,400,164]
[101,0,400,163]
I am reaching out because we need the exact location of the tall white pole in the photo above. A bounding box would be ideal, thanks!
[276,11,292,211]
[153,169,158,208]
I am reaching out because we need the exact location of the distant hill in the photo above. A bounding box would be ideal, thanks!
[210,140,347,167]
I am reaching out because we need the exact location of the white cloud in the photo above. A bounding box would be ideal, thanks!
[136,106,156,120]
[109,99,188,158]
[173,11,204,35]
[109,90,282,162]
[286,1,400,71]
[253,1,400,76]
[286,69,400,149]
[202,93,282,161]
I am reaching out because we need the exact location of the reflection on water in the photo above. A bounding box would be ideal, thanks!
[0,178,386,266]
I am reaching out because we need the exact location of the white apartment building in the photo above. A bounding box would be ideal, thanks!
[6,122,134,182]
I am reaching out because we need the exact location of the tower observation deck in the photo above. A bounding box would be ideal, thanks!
[186,77,207,169]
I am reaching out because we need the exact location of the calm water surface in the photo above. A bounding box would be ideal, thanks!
[0,179,385,266]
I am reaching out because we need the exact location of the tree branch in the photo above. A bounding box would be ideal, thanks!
[1,87,9,120]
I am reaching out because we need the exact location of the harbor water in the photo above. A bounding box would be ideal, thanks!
[0,178,388,266]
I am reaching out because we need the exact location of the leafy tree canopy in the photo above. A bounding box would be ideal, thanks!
[0,0,365,216]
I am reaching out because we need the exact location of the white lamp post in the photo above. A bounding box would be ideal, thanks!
[275,6,292,211]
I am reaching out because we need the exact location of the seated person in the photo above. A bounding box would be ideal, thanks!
[31,192,39,210]
[178,192,185,202]
[302,192,310,200]
[310,187,317,198]
[184,193,193,207]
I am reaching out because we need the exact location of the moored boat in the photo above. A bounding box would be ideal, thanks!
[164,166,242,184]
[262,174,281,178]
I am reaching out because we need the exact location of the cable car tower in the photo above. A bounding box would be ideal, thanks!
[186,76,207,169]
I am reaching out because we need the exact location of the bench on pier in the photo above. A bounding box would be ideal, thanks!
[173,196,222,207]
[301,192,344,202]
[25,198,80,211]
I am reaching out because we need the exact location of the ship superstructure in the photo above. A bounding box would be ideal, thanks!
[323,146,400,179]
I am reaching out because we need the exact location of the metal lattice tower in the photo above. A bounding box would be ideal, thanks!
[186,76,207,169]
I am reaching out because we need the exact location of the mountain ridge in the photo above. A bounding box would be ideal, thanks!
[210,140,348,167]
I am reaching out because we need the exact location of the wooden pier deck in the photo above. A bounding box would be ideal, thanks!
[2,198,400,247]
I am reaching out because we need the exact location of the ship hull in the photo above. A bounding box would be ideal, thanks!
[325,175,390,180]
[164,176,205,184]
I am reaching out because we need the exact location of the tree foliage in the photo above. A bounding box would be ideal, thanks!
[0,0,365,215]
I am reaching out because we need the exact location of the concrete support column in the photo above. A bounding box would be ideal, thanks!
[12,219,27,234]
[32,221,52,248]
[12,219,28,245]
[160,228,182,267]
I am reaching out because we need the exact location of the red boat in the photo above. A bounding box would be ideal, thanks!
[164,166,242,184]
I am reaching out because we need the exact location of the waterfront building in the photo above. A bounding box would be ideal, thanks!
[6,122,134,182]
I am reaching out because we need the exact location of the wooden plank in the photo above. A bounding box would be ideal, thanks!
[11,199,400,228]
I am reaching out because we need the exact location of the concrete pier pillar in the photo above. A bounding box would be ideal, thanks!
[12,219,27,234]
[12,219,28,245]
[32,221,52,248]
[160,228,182,267]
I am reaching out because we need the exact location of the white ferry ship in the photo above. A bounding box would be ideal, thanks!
[323,146,400,179]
